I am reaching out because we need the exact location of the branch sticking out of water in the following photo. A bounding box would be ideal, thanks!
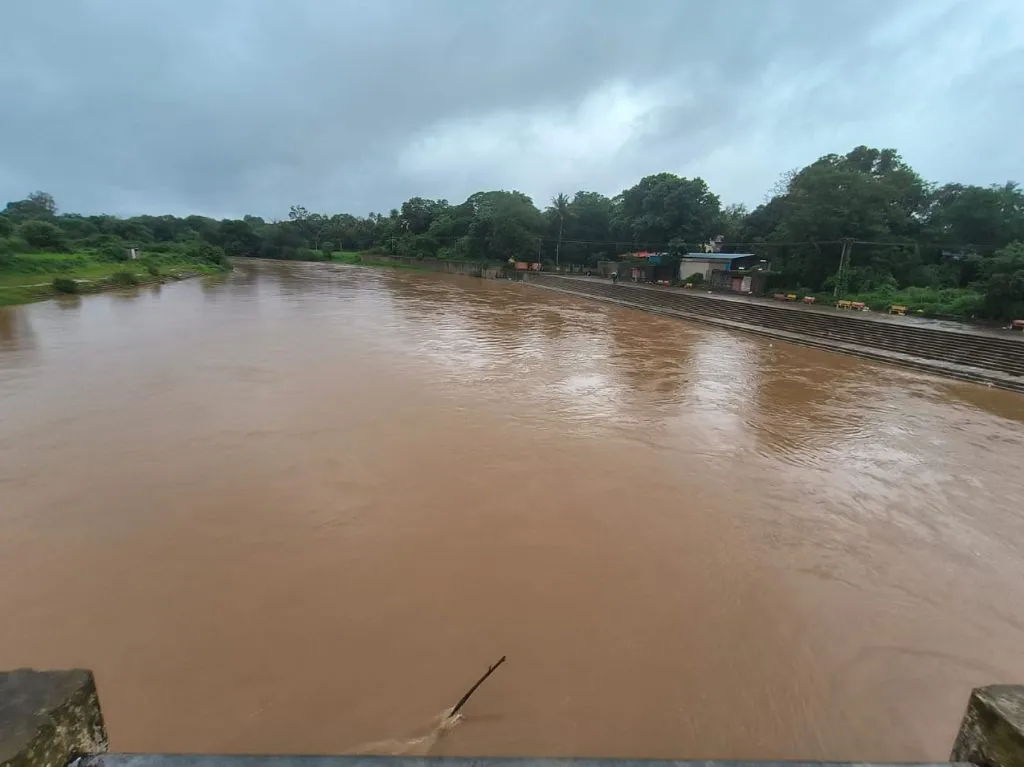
[450,656,506,717]
[348,656,508,755]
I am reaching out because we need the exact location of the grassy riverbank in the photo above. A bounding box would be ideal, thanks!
[0,250,229,307]
[791,286,987,319]
[330,251,441,271]
[251,249,486,272]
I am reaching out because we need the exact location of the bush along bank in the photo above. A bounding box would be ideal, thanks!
[0,243,231,306]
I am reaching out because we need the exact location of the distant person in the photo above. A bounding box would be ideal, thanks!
[611,272,618,284]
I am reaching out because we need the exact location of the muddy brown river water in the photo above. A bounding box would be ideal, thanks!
[2,259,1023,761]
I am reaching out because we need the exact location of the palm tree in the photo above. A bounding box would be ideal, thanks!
[549,193,570,268]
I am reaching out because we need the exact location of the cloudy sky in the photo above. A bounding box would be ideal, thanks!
[1,0,1022,219]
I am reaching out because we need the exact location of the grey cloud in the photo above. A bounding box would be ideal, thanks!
[1,0,1022,219]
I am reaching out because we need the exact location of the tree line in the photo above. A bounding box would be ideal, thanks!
[2,144,1023,318]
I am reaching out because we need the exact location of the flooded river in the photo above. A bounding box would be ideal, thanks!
[2,259,1023,761]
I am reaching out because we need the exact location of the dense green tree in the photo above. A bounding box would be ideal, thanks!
[28,191,57,216]
[547,193,570,267]
[716,204,748,246]
[133,215,194,242]
[981,242,1024,319]
[740,148,1024,302]
[399,197,448,236]
[55,214,98,240]
[4,191,58,220]
[925,182,1024,251]
[183,215,218,243]
[288,205,330,251]
[4,145,1024,318]
[17,220,68,251]
[258,221,304,260]
[745,146,931,289]
[323,213,353,252]
[612,173,721,250]
[107,219,152,243]
[460,190,545,261]
[217,219,262,257]
[553,191,614,265]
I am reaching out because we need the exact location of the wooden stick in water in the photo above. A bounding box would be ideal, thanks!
[449,656,507,717]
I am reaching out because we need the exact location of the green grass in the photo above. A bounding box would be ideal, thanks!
[0,284,52,306]
[767,283,987,319]
[329,252,439,271]
[805,286,986,318]
[0,250,228,307]
[0,253,119,285]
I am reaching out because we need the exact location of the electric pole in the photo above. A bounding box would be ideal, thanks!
[834,238,853,297]
[556,212,563,270]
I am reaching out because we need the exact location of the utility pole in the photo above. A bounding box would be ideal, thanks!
[834,238,853,297]
[555,212,563,270]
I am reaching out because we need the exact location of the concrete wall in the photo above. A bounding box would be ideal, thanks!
[680,260,733,281]
[951,685,1024,767]
[525,275,1024,390]
[3,668,1023,767]
[0,669,107,767]
[679,260,714,281]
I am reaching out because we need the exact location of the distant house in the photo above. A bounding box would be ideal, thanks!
[608,251,674,282]
[679,253,736,282]
[680,253,772,295]
[702,235,725,253]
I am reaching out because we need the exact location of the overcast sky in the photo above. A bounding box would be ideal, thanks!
[1,0,1022,219]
